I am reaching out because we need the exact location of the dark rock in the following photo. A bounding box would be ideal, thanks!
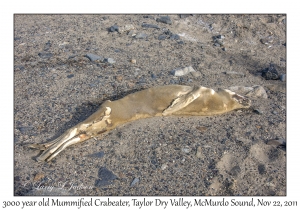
[14,37,21,41]
[67,74,74,78]
[214,43,220,47]
[280,74,286,82]
[109,25,119,32]
[158,34,167,40]
[38,52,53,59]
[260,36,273,45]
[177,41,184,44]
[141,23,160,29]
[130,177,140,187]
[85,53,104,62]
[156,16,172,24]
[151,73,157,79]
[254,109,263,115]
[258,164,266,174]
[95,167,117,187]
[262,64,279,80]
[170,34,180,40]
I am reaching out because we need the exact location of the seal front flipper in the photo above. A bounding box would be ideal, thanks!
[162,86,202,116]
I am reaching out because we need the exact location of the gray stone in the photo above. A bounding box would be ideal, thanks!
[105,58,116,64]
[280,74,286,82]
[260,36,274,45]
[158,34,167,40]
[170,34,180,40]
[171,66,196,76]
[228,85,268,99]
[151,73,157,79]
[95,167,117,187]
[38,52,53,59]
[130,177,140,187]
[156,16,172,24]
[254,109,263,115]
[109,25,119,32]
[262,64,279,80]
[141,23,160,29]
[216,35,225,39]
[181,146,191,153]
[85,53,104,62]
[67,74,74,78]
[135,33,147,39]
[267,139,286,147]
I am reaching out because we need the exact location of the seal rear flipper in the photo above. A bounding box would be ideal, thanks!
[162,86,201,116]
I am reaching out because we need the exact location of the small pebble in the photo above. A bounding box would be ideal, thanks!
[38,52,53,59]
[161,164,168,170]
[280,74,286,82]
[131,59,136,64]
[130,177,140,187]
[216,35,225,39]
[171,66,196,76]
[67,74,74,78]
[170,34,180,40]
[105,58,116,64]
[85,53,104,62]
[156,16,172,25]
[181,146,190,153]
[260,36,273,45]
[109,25,119,32]
[135,33,147,39]
[254,109,263,115]
[158,34,167,40]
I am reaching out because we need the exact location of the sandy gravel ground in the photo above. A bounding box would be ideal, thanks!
[14,14,286,196]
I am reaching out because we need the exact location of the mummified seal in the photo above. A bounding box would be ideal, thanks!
[28,85,251,162]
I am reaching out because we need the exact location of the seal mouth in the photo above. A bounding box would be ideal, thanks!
[232,94,251,108]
